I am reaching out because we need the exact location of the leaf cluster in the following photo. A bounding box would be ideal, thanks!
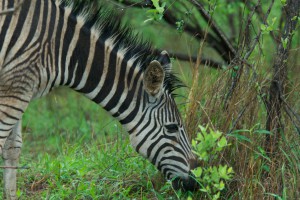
[191,125,234,200]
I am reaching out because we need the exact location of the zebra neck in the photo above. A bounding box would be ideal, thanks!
[54,18,146,130]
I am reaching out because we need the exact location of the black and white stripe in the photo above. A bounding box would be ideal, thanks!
[0,0,197,198]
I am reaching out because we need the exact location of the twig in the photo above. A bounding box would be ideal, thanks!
[245,1,277,42]
[153,49,224,69]
[284,105,300,135]
[280,96,300,135]
[244,0,275,60]
[189,0,236,59]
[113,0,235,63]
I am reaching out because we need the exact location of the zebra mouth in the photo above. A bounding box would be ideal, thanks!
[171,172,199,191]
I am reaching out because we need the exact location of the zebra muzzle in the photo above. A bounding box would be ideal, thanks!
[171,158,200,191]
[171,173,199,192]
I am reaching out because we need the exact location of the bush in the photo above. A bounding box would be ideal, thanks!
[191,125,234,200]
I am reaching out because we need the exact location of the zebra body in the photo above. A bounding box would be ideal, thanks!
[0,0,198,198]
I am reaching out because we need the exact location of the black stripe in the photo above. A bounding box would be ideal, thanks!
[0,134,11,138]
[161,163,188,176]
[0,110,19,121]
[0,119,15,126]
[60,11,77,85]
[11,0,41,63]
[0,95,29,103]
[0,0,13,51]
[160,156,189,171]
[119,83,143,124]
[46,1,57,91]
[4,46,40,75]
[126,100,150,134]
[75,38,103,92]
[135,124,160,153]
[68,23,91,87]
[166,169,178,180]
[53,3,65,87]
[39,2,51,92]
[115,69,142,119]
[103,57,127,111]
[135,106,153,136]
[112,61,141,118]
[149,140,187,165]
[5,0,31,56]
[92,44,118,103]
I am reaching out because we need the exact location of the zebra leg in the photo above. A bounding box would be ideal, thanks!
[0,82,32,199]
[2,120,22,200]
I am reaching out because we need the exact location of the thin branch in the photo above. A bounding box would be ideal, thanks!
[244,0,275,60]
[155,50,224,69]
[189,0,237,59]
[245,1,277,42]
[163,9,231,63]
[113,0,235,63]
[284,105,300,135]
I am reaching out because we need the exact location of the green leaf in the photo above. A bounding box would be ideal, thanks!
[280,0,287,5]
[265,193,283,200]
[218,136,227,148]
[192,167,203,178]
[211,129,222,140]
[219,181,225,190]
[187,196,193,200]
[263,164,270,172]
[261,24,267,31]
[281,37,288,49]
[228,133,252,143]
[227,167,234,174]
[16,189,22,198]
[151,0,165,14]
[213,191,220,200]
[253,129,273,135]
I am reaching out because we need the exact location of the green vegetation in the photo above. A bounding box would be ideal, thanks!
[192,126,234,200]
[0,0,299,199]
[0,89,173,199]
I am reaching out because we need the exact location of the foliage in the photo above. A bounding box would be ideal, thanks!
[0,0,299,199]
[145,0,166,22]
[191,126,234,200]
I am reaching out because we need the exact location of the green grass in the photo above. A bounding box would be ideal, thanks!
[0,88,200,199]
[17,138,160,199]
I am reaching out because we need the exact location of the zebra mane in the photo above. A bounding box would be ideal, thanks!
[57,0,184,95]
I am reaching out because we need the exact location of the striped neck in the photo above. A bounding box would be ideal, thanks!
[51,2,149,130]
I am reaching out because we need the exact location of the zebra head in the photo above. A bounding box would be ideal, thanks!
[129,51,199,191]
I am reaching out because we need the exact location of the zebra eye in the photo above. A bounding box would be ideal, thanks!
[164,124,179,133]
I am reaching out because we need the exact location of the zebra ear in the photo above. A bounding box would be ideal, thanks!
[143,60,165,97]
[158,50,172,73]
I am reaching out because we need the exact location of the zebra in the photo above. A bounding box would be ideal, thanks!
[0,0,199,198]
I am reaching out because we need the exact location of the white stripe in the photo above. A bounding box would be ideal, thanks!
[62,14,85,86]
[85,36,116,99]
[0,2,24,67]
[56,6,72,85]
[107,56,138,114]
[74,27,99,90]
[100,47,127,107]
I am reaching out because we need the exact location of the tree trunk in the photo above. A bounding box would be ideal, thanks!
[264,0,300,197]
